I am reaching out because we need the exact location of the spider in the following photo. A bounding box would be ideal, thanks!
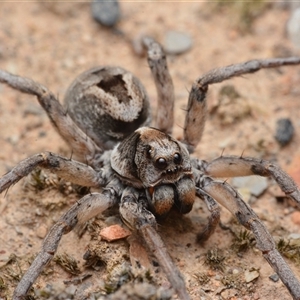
[1,37,300,300]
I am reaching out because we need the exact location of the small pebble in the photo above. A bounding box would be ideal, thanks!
[274,118,294,146]
[91,0,120,27]
[36,224,48,239]
[232,176,268,197]
[214,274,222,281]
[7,134,19,145]
[287,234,300,247]
[287,8,300,49]
[269,273,280,282]
[232,268,239,275]
[288,233,300,240]
[0,252,10,268]
[100,224,131,242]
[244,269,260,283]
[220,288,237,299]
[163,30,192,55]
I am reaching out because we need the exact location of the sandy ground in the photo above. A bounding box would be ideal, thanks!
[1,2,300,300]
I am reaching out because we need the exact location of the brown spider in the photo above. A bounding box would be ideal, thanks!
[1,37,300,300]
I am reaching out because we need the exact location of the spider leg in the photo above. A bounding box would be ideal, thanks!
[195,188,221,243]
[202,155,300,207]
[0,70,102,163]
[142,37,175,135]
[119,186,191,300]
[184,57,300,152]
[13,190,118,300]
[0,151,106,193]
[194,170,300,300]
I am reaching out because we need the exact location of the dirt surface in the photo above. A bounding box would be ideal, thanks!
[1,2,300,300]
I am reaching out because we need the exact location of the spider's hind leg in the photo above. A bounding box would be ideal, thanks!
[0,70,102,164]
[194,170,300,299]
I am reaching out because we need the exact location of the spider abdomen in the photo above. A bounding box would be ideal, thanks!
[64,66,151,150]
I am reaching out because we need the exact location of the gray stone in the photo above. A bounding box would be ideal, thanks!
[269,273,280,282]
[275,118,294,146]
[232,176,268,197]
[163,30,192,55]
[91,0,120,27]
[288,233,300,240]
[244,269,260,283]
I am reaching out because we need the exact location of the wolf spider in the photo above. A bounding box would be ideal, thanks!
[1,37,300,299]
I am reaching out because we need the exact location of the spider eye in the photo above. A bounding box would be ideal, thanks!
[155,157,168,170]
[146,146,152,158]
[173,153,182,164]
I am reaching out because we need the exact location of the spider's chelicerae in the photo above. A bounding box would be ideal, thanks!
[1,37,300,300]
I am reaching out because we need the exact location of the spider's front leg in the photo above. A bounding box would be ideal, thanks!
[184,57,300,152]
[0,151,105,193]
[194,169,300,300]
[204,155,300,205]
[119,186,191,300]
[13,188,118,300]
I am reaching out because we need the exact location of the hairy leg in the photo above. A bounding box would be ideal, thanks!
[13,190,118,300]
[194,170,300,300]
[142,37,175,135]
[0,151,105,193]
[0,70,102,163]
[120,186,191,300]
[203,155,300,206]
[184,57,300,152]
[196,188,221,243]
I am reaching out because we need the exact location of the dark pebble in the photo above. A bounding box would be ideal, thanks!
[269,273,280,282]
[275,118,294,146]
[91,0,120,27]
